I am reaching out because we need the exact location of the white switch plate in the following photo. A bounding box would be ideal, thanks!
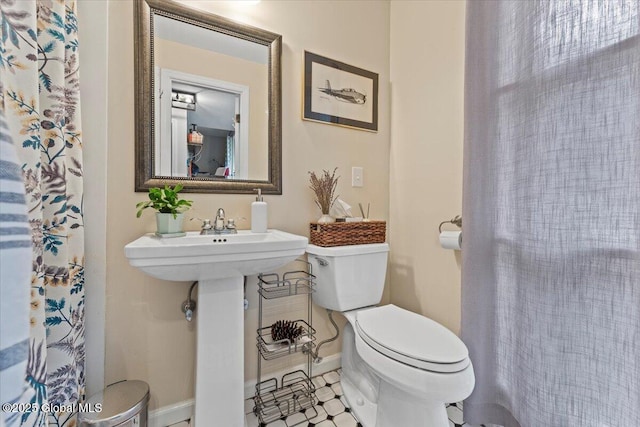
[352,167,363,187]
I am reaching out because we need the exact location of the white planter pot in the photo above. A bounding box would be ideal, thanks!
[156,212,184,234]
[317,214,335,224]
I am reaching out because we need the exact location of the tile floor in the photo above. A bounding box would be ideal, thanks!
[244,369,476,427]
[167,368,480,427]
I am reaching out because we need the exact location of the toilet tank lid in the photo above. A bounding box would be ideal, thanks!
[307,243,389,256]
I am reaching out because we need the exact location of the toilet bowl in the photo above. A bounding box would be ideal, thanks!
[307,243,475,427]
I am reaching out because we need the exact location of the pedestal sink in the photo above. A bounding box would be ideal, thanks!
[125,230,308,427]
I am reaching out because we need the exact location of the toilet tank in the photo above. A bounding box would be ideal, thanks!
[307,243,389,312]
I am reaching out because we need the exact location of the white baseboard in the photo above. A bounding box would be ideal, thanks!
[149,398,195,427]
[148,353,341,427]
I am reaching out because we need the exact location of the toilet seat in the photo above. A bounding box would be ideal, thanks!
[355,305,470,373]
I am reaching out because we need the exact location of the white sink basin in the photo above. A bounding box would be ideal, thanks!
[124,228,308,427]
[125,229,308,281]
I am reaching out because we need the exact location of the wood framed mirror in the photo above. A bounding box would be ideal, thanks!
[134,0,282,194]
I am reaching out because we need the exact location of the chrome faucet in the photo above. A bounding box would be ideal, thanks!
[194,209,237,235]
[214,208,226,231]
[194,210,238,235]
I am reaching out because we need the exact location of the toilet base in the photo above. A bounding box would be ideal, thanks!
[342,374,449,427]
[339,309,471,427]
[341,375,378,427]
[377,379,449,427]
[340,319,452,427]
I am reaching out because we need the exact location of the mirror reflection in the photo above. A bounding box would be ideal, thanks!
[153,15,268,181]
[134,0,282,194]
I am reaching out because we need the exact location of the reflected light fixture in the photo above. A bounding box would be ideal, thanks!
[171,91,196,111]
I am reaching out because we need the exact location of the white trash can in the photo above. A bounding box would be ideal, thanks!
[79,380,149,427]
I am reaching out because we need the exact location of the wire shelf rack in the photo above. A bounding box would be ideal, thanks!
[254,259,317,424]
[257,268,315,299]
[257,319,316,361]
[254,370,317,425]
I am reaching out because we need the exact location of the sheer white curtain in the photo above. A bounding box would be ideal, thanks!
[462,1,640,426]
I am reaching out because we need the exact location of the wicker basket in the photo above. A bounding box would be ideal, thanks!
[309,221,386,247]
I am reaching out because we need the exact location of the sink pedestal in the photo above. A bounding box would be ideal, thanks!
[195,276,244,426]
[124,230,309,427]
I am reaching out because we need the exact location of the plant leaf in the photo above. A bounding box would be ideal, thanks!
[46,316,63,326]
[136,185,192,217]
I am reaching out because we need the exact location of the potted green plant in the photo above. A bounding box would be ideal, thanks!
[136,184,193,235]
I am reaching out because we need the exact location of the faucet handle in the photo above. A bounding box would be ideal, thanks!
[226,218,237,230]
[191,217,213,234]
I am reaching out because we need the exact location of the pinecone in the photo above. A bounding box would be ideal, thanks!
[271,320,304,343]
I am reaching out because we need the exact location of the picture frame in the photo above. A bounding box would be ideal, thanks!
[303,51,378,132]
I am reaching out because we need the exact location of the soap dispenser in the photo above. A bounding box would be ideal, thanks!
[251,189,268,233]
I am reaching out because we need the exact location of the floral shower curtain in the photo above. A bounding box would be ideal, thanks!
[0,1,85,426]
[462,1,639,426]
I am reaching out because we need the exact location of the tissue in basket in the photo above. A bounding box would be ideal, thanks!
[309,221,386,247]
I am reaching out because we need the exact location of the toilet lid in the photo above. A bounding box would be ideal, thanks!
[355,305,470,373]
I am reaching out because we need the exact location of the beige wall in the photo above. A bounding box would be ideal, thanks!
[103,1,390,410]
[79,0,468,413]
[389,1,466,334]
[155,38,268,179]
[77,0,108,396]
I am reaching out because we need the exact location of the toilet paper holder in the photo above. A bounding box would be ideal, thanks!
[438,215,462,233]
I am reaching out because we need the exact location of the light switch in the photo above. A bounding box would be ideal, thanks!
[352,167,364,187]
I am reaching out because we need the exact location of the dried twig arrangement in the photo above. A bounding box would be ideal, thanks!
[308,168,339,214]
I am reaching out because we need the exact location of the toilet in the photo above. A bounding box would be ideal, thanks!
[307,243,475,427]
